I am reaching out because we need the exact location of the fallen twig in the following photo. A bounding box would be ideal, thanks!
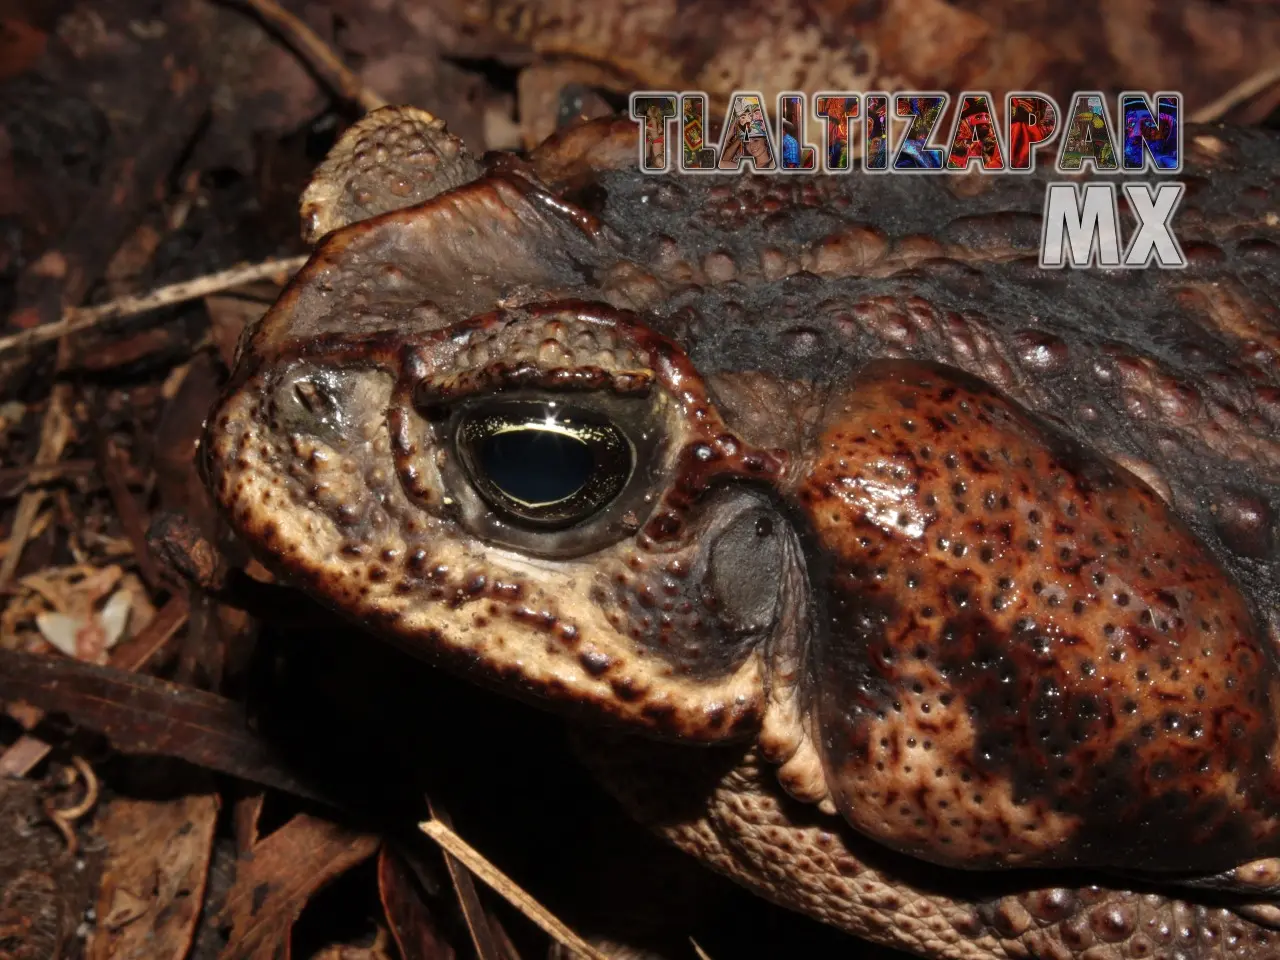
[233,0,388,113]
[0,460,102,494]
[0,382,74,587]
[97,434,162,591]
[419,818,610,960]
[426,797,503,960]
[1190,62,1280,123]
[0,256,308,360]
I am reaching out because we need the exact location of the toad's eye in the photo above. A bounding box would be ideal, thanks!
[455,401,633,529]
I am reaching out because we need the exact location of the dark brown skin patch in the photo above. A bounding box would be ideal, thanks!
[803,360,1280,872]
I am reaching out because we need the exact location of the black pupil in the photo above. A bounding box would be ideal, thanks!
[479,426,594,506]
[455,401,633,529]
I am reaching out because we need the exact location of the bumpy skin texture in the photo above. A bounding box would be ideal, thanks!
[807,363,1280,874]
[203,109,1280,958]
[577,730,1280,960]
[298,106,481,245]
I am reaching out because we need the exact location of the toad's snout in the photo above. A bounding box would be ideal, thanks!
[788,359,1280,873]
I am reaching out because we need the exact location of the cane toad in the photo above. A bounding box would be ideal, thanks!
[202,106,1280,959]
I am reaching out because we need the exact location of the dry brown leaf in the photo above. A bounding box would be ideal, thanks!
[215,813,380,960]
[19,563,124,617]
[377,847,456,960]
[102,221,164,296]
[87,790,219,960]
[8,563,155,664]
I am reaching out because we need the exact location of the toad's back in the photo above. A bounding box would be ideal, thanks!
[551,122,1280,610]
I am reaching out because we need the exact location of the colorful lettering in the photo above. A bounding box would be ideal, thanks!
[1057,93,1119,172]
[1007,93,1059,172]
[863,94,889,171]
[717,93,778,172]
[815,94,859,172]
[893,94,948,170]
[945,93,1005,170]
[680,93,716,171]
[1121,92,1181,172]
[630,93,677,172]
[778,93,818,171]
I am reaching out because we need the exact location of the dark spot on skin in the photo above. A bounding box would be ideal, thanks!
[610,677,644,701]
[729,706,760,735]
[641,702,677,726]
[1209,488,1275,559]
[493,580,523,600]
[580,649,612,676]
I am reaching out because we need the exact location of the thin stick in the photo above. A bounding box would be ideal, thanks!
[0,383,73,586]
[1191,63,1280,123]
[426,797,503,960]
[418,819,610,960]
[0,256,308,359]
[0,460,100,491]
[236,0,387,113]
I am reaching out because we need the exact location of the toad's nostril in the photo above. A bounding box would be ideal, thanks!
[801,358,1280,876]
[273,367,350,439]
[294,379,335,420]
